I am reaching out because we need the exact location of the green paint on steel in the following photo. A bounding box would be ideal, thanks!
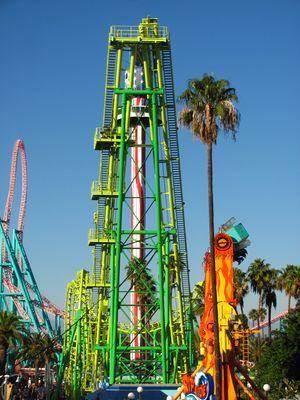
[110,92,128,382]
[0,222,55,337]
[151,91,167,382]
[63,17,194,394]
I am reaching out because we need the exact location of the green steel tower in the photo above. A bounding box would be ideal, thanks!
[64,17,193,395]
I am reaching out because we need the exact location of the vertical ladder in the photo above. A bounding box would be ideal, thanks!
[242,332,249,365]
[161,48,192,333]
[93,46,117,282]
[93,150,109,282]
[103,48,117,128]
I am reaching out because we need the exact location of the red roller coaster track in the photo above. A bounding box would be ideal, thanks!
[3,139,27,235]
[2,139,64,318]
[252,309,291,331]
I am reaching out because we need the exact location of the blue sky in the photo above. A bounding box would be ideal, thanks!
[0,0,299,316]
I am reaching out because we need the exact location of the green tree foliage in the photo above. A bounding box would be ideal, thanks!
[247,259,271,330]
[178,73,240,400]
[19,332,57,398]
[19,332,45,380]
[248,309,259,327]
[19,332,57,382]
[125,257,157,306]
[259,307,267,323]
[178,74,240,144]
[248,308,266,329]
[191,281,205,317]
[262,268,279,337]
[278,265,300,311]
[233,247,248,265]
[0,311,24,375]
[233,267,249,315]
[237,313,249,328]
[249,336,268,364]
[254,311,300,399]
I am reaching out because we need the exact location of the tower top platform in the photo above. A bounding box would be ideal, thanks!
[109,17,169,44]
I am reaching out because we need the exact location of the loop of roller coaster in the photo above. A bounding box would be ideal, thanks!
[3,139,27,236]
[1,140,64,322]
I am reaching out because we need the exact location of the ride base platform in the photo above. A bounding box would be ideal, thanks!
[85,384,179,400]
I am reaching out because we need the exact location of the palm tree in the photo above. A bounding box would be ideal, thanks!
[248,309,259,328]
[247,259,270,331]
[249,336,267,364]
[41,334,57,399]
[233,247,248,265]
[248,308,266,330]
[263,268,279,338]
[191,281,205,317]
[126,257,156,302]
[125,257,157,329]
[258,307,267,324]
[178,74,240,399]
[19,332,45,382]
[278,265,300,311]
[0,311,24,375]
[20,332,57,398]
[233,268,249,315]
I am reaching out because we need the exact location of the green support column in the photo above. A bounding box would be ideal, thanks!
[151,92,167,382]
[110,93,128,383]
[64,18,194,392]
[74,309,82,400]
[165,233,170,376]
[108,244,115,377]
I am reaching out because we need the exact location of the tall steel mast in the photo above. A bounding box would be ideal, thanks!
[64,17,193,396]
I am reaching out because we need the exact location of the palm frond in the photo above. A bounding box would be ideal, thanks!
[178,73,240,145]
[178,107,194,128]
[218,100,240,139]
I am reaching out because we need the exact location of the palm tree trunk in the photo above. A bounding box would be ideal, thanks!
[207,142,222,399]
[258,293,262,336]
[34,359,39,384]
[240,302,244,316]
[45,357,50,400]
[258,293,262,316]
[268,305,271,338]
[0,344,8,376]
[288,294,291,312]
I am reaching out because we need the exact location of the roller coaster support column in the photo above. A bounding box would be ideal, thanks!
[151,90,167,381]
[65,18,193,391]
[52,311,80,400]
[111,88,167,382]
[110,92,127,382]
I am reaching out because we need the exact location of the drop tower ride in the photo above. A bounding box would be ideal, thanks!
[64,17,193,394]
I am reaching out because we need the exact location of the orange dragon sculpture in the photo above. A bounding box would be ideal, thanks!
[174,232,266,400]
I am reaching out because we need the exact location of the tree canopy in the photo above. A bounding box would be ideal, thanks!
[254,311,300,399]
[178,74,240,144]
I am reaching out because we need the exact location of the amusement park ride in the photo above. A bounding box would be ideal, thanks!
[61,17,269,400]
[63,16,193,394]
[0,17,291,400]
[176,230,268,400]
[0,140,64,336]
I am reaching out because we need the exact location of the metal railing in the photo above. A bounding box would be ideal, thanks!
[94,126,120,140]
[88,228,98,243]
[91,180,102,193]
[88,229,115,243]
[109,25,169,39]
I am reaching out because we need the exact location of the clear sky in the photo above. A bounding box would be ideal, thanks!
[0,0,299,315]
